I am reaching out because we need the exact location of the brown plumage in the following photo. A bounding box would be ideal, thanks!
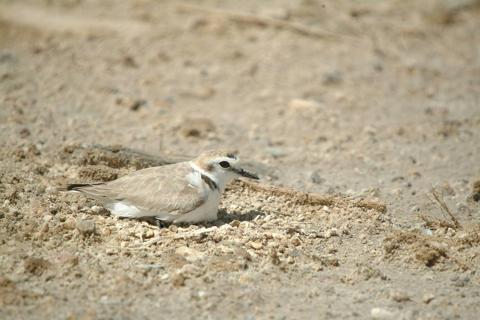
[62,149,258,223]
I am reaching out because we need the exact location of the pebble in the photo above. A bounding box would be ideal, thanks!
[248,241,263,250]
[289,98,323,110]
[291,237,301,246]
[171,273,186,287]
[179,264,202,277]
[371,307,395,319]
[325,228,339,238]
[143,229,155,239]
[76,219,96,235]
[230,220,241,227]
[238,273,253,284]
[105,248,117,255]
[446,227,455,237]
[56,254,79,268]
[181,86,216,100]
[422,293,435,304]
[451,275,470,287]
[389,290,410,302]
[310,170,326,184]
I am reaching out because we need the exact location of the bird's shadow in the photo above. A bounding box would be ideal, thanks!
[138,209,265,229]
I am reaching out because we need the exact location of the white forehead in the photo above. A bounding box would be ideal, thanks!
[211,155,239,164]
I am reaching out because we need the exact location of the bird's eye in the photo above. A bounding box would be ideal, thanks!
[219,161,230,168]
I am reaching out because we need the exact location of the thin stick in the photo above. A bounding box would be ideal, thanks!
[431,189,461,229]
[236,180,387,213]
[176,4,339,40]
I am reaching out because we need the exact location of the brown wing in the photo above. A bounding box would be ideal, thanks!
[74,162,207,215]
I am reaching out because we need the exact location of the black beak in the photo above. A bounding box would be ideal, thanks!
[233,167,259,180]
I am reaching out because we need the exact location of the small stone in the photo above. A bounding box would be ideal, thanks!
[56,254,79,268]
[270,249,281,265]
[446,227,455,237]
[238,273,253,284]
[0,276,15,288]
[371,308,395,319]
[115,96,146,111]
[123,55,138,68]
[181,86,216,100]
[451,275,470,287]
[39,222,49,234]
[248,241,263,250]
[291,237,301,246]
[129,99,147,111]
[76,219,96,236]
[325,228,339,238]
[90,205,106,214]
[389,290,410,302]
[179,264,202,278]
[192,290,208,300]
[230,220,241,227]
[19,128,31,138]
[422,293,435,304]
[143,229,155,239]
[64,216,76,230]
[106,248,117,255]
[322,71,343,85]
[319,256,340,267]
[171,273,186,287]
[160,274,170,281]
[310,170,325,184]
[24,257,50,275]
[289,98,323,110]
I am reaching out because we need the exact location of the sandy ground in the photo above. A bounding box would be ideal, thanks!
[1,0,480,319]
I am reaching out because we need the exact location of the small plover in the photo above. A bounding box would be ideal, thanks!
[64,150,259,223]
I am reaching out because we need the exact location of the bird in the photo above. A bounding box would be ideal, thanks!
[62,150,259,223]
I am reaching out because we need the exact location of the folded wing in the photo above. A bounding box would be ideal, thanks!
[68,162,207,218]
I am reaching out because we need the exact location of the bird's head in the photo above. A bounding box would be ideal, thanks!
[192,149,259,190]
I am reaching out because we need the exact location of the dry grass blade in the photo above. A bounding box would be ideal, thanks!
[236,180,387,213]
[176,4,339,40]
[431,189,461,229]
[418,214,456,230]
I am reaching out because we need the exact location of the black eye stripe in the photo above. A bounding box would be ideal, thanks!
[219,161,230,168]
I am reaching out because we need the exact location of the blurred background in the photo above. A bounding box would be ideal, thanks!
[1,0,479,318]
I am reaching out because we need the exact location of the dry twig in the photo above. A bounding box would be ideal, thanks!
[237,180,387,213]
[431,189,461,229]
[176,4,338,40]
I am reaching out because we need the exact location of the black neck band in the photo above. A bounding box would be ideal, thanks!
[201,174,218,191]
